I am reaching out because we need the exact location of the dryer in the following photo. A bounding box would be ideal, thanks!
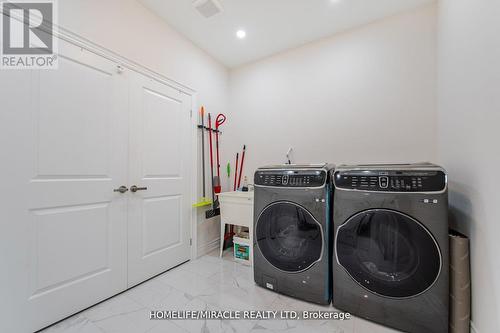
[332,163,449,333]
[253,164,334,305]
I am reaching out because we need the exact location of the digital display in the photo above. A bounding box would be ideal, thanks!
[334,171,446,192]
[255,170,327,187]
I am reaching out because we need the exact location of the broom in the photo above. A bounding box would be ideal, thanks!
[192,106,212,208]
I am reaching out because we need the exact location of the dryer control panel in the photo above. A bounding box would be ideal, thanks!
[334,170,446,192]
[255,169,327,187]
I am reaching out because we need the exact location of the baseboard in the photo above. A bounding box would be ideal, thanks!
[470,321,478,333]
[197,238,220,258]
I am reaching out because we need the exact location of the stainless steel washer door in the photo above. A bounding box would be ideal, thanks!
[336,209,441,298]
[256,201,323,273]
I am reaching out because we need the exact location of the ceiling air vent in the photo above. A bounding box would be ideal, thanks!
[193,0,223,18]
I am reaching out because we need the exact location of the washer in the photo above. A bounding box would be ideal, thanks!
[253,164,334,304]
[332,163,449,333]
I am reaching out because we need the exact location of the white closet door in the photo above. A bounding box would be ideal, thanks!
[2,39,129,332]
[128,72,192,286]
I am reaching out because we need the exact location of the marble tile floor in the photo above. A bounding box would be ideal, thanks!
[40,250,401,333]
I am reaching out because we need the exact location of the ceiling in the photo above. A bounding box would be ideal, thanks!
[139,0,435,68]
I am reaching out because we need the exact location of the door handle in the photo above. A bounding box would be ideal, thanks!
[130,185,147,193]
[113,186,129,194]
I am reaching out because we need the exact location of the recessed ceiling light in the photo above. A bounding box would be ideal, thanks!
[330,0,341,3]
[236,30,246,39]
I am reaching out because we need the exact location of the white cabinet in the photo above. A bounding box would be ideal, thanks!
[218,191,254,264]
[1,38,193,332]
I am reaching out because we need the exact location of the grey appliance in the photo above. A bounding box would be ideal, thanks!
[332,163,449,333]
[253,164,334,304]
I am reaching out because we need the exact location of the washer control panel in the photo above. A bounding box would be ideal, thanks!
[334,170,446,192]
[255,170,327,187]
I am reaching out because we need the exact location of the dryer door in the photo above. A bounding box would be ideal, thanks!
[256,201,323,272]
[336,209,441,298]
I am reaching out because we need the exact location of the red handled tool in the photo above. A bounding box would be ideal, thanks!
[214,113,226,194]
[233,153,239,191]
[205,113,220,218]
[237,145,246,189]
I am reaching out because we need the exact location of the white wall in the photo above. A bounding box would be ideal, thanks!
[58,0,229,256]
[437,1,500,332]
[225,4,437,181]
[41,2,500,331]
[59,0,228,112]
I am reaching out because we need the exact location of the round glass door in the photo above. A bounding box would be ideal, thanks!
[336,209,441,298]
[256,202,323,272]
